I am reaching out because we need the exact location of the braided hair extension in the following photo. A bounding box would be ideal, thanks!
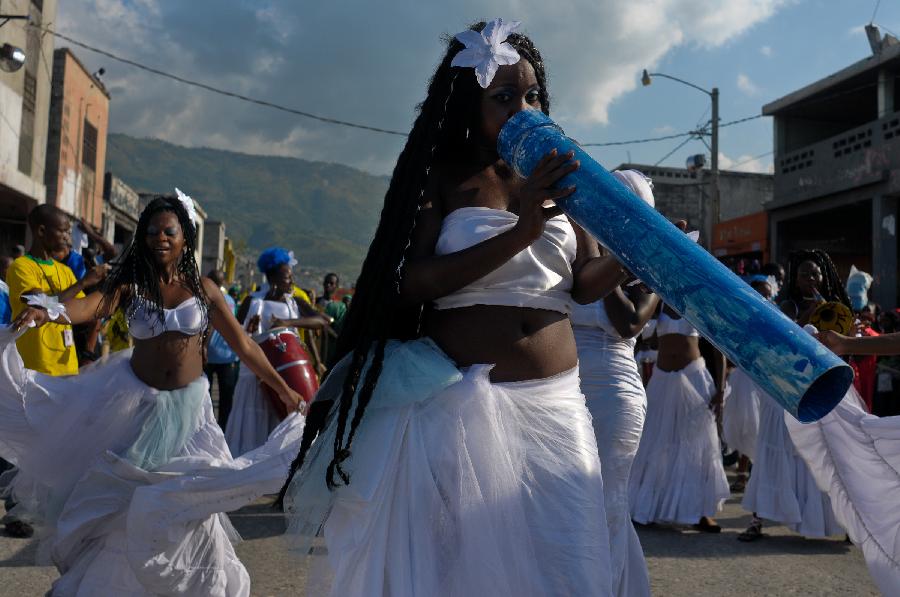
[785,249,851,308]
[98,195,210,334]
[276,23,552,502]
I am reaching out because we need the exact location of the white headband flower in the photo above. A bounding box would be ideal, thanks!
[451,18,522,88]
[25,293,70,323]
[287,250,298,268]
[175,188,199,228]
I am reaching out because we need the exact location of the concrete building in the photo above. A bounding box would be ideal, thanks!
[45,48,110,228]
[614,163,773,254]
[0,0,57,254]
[102,172,139,253]
[201,219,226,277]
[763,26,900,307]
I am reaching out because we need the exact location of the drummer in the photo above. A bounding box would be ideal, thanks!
[225,247,334,456]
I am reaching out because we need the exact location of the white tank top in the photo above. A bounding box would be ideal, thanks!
[246,296,299,335]
[432,207,577,314]
[656,311,700,337]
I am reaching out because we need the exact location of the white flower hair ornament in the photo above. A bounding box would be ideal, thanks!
[174,188,199,228]
[287,250,298,268]
[451,18,522,88]
[24,293,70,323]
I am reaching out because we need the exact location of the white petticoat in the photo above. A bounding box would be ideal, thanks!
[0,327,306,596]
[723,367,761,460]
[285,338,613,597]
[741,388,842,537]
[786,391,900,596]
[575,325,650,597]
[629,358,729,524]
[224,366,283,456]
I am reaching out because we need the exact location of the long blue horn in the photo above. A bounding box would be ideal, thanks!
[498,109,852,422]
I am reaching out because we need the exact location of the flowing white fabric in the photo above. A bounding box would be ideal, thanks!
[285,338,613,597]
[723,368,761,460]
[225,367,283,456]
[742,388,842,537]
[786,391,900,595]
[574,303,650,597]
[629,358,729,524]
[0,327,306,596]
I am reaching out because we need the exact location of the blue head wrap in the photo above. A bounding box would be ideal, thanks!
[257,247,296,274]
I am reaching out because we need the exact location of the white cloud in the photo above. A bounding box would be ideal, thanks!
[653,124,676,134]
[760,45,772,56]
[737,73,760,95]
[56,0,789,174]
[719,152,774,173]
[848,24,866,37]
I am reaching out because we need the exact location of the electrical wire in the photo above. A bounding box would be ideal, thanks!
[33,24,770,147]
[653,135,698,166]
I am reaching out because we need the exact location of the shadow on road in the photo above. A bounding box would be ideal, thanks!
[228,497,289,541]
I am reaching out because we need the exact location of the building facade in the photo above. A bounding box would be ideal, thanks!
[0,0,57,254]
[44,48,110,228]
[763,29,900,307]
[614,163,773,253]
[102,172,139,254]
[201,219,226,277]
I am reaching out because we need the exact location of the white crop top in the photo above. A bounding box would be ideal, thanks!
[570,299,622,339]
[246,296,299,334]
[432,207,577,314]
[129,297,205,340]
[656,311,700,338]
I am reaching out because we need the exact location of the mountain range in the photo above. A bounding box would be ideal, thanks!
[105,133,390,279]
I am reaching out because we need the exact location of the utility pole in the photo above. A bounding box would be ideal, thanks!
[711,86,720,238]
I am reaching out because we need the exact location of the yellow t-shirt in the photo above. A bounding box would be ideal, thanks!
[7,255,84,376]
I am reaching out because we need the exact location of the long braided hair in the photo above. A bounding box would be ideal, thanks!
[277,22,551,499]
[785,249,851,307]
[99,195,209,332]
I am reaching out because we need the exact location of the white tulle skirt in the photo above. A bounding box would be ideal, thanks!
[285,338,613,597]
[786,391,900,595]
[575,326,650,597]
[629,358,729,524]
[0,327,306,596]
[225,366,283,457]
[723,368,761,460]
[741,388,842,538]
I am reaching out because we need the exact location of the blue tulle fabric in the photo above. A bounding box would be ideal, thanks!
[125,378,207,470]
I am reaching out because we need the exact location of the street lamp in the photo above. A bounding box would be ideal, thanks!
[641,69,720,234]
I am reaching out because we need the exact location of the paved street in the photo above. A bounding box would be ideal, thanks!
[0,490,877,596]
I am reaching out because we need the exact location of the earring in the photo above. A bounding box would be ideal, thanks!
[465,128,470,140]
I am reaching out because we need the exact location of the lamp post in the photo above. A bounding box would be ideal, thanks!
[642,69,720,239]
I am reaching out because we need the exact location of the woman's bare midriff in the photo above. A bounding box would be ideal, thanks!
[425,305,578,382]
[130,333,205,390]
[655,334,703,373]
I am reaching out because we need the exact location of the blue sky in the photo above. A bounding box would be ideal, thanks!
[57,0,900,176]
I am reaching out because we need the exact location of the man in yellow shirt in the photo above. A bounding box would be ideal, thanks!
[7,205,107,376]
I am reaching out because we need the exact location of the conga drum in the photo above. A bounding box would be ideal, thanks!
[254,327,319,419]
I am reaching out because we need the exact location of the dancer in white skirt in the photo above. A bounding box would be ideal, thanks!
[572,168,657,597]
[279,19,640,596]
[722,276,773,491]
[4,194,306,596]
[629,305,730,531]
[226,247,332,456]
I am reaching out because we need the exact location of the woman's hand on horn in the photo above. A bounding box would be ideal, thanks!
[512,149,579,245]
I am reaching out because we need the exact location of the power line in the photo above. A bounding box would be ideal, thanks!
[653,135,698,166]
[32,24,410,137]
[33,24,769,148]
[729,150,774,169]
[871,0,882,24]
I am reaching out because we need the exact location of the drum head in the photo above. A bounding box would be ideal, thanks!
[252,326,300,344]
[809,301,854,335]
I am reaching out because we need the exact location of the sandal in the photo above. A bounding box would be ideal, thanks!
[4,519,34,538]
[738,520,764,542]
[730,474,747,493]
[694,517,722,533]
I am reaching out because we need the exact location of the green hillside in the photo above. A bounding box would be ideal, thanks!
[105,133,390,278]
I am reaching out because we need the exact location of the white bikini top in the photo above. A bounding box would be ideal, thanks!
[432,207,577,314]
[656,311,699,338]
[129,297,205,340]
[246,296,299,334]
